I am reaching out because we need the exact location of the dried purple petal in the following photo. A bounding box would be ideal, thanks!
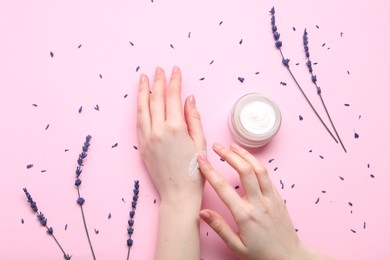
[273,32,280,40]
[275,41,282,48]
[299,115,303,121]
[354,132,359,139]
[50,51,54,58]
[112,143,118,148]
[78,106,83,114]
[26,164,33,169]
[77,197,85,205]
[282,58,290,67]
[237,77,245,83]
[127,238,133,246]
[75,179,82,186]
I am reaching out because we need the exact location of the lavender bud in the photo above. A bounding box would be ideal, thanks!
[305,51,310,58]
[77,158,83,166]
[75,167,82,176]
[132,201,137,208]
[37,212,47,226]
[47,227,54,234]
[312,75,317,83]
[270,7,275,15]
[272,25,277,32]
[317,86,322,94]
[133,195,138,202]
[275,41,282,48]
[79,152,87,159]
[133,189,139,195]
[273,32,280,40]
[128,219,134,226]
[75,179,82,186]
[271,16,275,26]
[304,45,309,52]
[127,238,133,247]
[77,197,85,206]
[282,58,290,68]
[127,227,134,235]
[129,211,135,218]
[303,39,308,46]
[64,254,72,260]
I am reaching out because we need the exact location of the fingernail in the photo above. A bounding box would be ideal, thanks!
[230,143,241,150]
[199,210,211,222]
[155,66,162,75]
[198,151,207,162]
[189,95,196,106]
[213,143,223,151]
[172,65,179,74]
[140,74,146,83]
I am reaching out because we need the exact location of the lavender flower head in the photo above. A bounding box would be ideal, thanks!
[127,180,140,259]
[23,188,71,259]
[270,7,282,48]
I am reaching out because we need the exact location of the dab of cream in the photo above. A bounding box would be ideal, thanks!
[188,152,205,180]
[239,101,276,135]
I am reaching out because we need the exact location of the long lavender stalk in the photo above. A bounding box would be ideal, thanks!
[23,188,71,260]
[270,7,338,144]
[126,180,139,260]
[74,135,96,260]
[303,29,347,153]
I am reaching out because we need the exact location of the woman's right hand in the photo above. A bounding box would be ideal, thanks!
[198,143,331,260]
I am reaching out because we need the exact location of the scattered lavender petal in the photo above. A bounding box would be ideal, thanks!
[315,197,320,204]
[348,202,353,206]
[170,44,174,49]
[94,229,99,234]
[238,77,245,83]
[154,199,156,204]
[78,106,83,114]
[347,70,350,75]
[322,190,327,193]
[219,21,223,26]
[129,41,134,46]
[65,149,69,152]
[45,124,50,130]
[280,180,284,189]
[78,44,82,48]
[309,150,313,153]
[234,185,239,190]
[124,94,128,98]
[350,229,356,233]
[363,222,366,229]
[280,81,287,86]
[299,115,303,121]
[322,43,326,47]
[188,32,191,38]
[112,143,118,148]
[292,27,296,31]
[344,104,350,106]
[209,60,214,65]
[268,159,274,163]
[32,104,38,107]
[295,63,300,66]
[340,32,344,37]
[339,176,345,181]
[136,66,140,72]
[133,145,138,150]
[239,39,243,45]
[41,170,46,173]
[199,77,205,81]
[367,163,370,168]
[108,213,111,219]
[99,74,102,79]
[319,155,324,159]
[21,218,24,224]
[26,164,33,169]
[291,184,295,189]
[354,132,359,139]
[94,104,100,111]
[220,158,225,162]
[370,174,375,178]
[255,71,260,75]
[274,167,278,171]
[122,198,126,203]
[65,224,68,230]
[316,25,319,29]
[50,51,54,58]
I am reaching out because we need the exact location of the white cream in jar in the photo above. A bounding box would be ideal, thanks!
[229,93,282,147]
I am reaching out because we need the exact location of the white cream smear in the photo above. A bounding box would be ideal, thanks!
[188,151,205,180]
[239,101,276,135]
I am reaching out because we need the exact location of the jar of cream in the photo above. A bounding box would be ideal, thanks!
[229,93,282,147]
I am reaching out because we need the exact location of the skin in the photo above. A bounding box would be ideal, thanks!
[137,66,331,260]
[137,66,206,260]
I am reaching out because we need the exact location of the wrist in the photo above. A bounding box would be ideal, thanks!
[297,244,333,260]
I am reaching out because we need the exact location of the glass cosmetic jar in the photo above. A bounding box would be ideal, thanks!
[229,93,282,148]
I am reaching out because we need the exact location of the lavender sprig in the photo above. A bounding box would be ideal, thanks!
[74,135,96,260]
[126,180,139,260]
[303,29,347,153]
[269,7,338,144]
[23,188,71,260]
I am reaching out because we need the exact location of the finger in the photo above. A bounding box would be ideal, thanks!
[184,95,206,150]
[150,67,166,125]
[200,209,245,254]
[166,66,184,122]
[137,73,151,137]
[230,143,274,197]
[198,153,245,218]
[212,143,262,201]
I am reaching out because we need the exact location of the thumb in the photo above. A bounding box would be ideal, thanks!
[184,95,206,150]
[200,209,245,254]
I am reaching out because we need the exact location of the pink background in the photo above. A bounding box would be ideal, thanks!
[1,0,390,259]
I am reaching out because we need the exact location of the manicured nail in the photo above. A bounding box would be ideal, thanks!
[199,210,211,222]
[140,74,146,83]
[198,151,207,162]
[230,143,241,151]
[155,67,162,75]
[189,95,196,107]
[213,143,223,151]
[172,65,179,74]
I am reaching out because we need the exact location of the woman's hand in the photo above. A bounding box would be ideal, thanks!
[137,66,206,206]
[137,66,206,260]
[198,143,331,260]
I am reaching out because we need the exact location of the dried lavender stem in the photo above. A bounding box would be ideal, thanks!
[77,198,96,260]
[318,90,347,152]
[127,247,131,260]
[279,49,338,143]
